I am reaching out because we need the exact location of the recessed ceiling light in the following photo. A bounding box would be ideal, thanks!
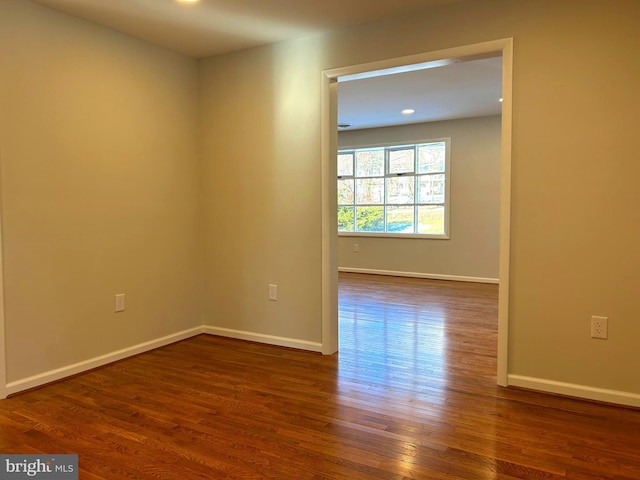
[402,109,415,115]
[176,0,199,4]
[499,98,504,103]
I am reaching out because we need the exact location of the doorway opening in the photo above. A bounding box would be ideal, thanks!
[321,39,513,386]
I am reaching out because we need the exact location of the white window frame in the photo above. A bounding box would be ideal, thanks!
[337,137,451,239]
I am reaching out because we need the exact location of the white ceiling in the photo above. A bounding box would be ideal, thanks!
[338,56,503,131]
[31,0,502,130]
[32,0,463,58]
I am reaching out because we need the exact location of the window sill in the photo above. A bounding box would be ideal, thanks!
[338,232,449,240]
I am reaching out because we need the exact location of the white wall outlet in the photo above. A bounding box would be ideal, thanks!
[115,293,126,313]
[591,316,608,339]
[353,243,359,253]
[268,284,277,301]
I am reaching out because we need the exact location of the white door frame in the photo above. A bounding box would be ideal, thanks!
[320,38,514,386]
[0,146,6,399]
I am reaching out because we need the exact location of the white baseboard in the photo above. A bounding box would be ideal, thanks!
[3,326,204,398]
[5,327,639,409]
[508,374,640,408]
[339,267,499,284]
[203,326,323,353]
[2,325,322,399]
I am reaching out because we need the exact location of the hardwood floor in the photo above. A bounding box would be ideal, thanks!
[1,273,640,479]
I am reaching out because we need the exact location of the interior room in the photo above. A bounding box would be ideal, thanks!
[0,0,639,478]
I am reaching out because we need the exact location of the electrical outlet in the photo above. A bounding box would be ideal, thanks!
[353,243,360,253]
[591,316,608,339]
[115,293,126,313]
[268,284,277,301]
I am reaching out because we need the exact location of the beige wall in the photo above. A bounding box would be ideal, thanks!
[199,40,324,343]
[200,0,640,396]
[337,116,501,280]
[1,0,639,402]
[0,1,202,382]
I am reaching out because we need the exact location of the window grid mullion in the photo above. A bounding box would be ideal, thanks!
[414,145,418,233]
[384,148,388,232]
[413,175,418,233]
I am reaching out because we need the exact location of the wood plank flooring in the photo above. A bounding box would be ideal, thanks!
[1,273,640,478]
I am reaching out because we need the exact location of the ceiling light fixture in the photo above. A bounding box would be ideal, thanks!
[176,0,199,4]
[402,109,415,115]
[499,98,504,102]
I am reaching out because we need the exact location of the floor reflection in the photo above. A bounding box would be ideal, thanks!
[337,272,498,407]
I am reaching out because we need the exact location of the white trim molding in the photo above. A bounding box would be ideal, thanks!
[339,267,499,284]
[320,75,339,355]
[508,375,640,408]
[496,38,513,388]
[203,326,323,353]
[0,143,7,400]
[3,326,203,398]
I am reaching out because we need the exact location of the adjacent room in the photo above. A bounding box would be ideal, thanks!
[335,54,503,411]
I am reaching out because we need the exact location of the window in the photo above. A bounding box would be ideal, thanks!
[337,139,450,237]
